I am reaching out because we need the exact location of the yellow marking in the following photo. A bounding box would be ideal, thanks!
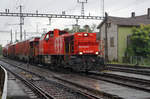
[20,72,32,78]
[20,72,26,75]
[25,74,32,79]
[100,70,111,72]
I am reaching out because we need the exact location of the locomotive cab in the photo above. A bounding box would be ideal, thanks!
[38,29,69,64]
[64,32,104,71]
[74,32,100,55]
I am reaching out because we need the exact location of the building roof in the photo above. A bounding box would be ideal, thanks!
[97,14,150,28]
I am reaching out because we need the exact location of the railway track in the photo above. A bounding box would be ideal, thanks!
[106,64,150,76]
[1,64,53,99]
[3,58,150,98]
[88,71,150,92]
[0,62,103,99]
[0,59,124,99]
[107,64,150,69]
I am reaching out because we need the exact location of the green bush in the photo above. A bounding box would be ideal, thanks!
[127,25,150,57]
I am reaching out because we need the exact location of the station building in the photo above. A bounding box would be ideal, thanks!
[97,8,150,62]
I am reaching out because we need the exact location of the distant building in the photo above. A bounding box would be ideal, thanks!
[97,8,150,62]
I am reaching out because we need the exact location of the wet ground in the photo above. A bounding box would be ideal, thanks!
[138,69,150,72]
[7,72,30,99]
[109,66,150,72]
[2,58,150,99]
[107,71,150,80]
[56,74,150,99]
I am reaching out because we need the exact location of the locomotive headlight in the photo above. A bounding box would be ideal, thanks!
[95,52,99,55]
[84,33,88,36]
[79,52,83,55]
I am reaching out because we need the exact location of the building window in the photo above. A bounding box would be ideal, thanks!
[108,22,111,28]
[110,37,114,47]
[127,35,131,48]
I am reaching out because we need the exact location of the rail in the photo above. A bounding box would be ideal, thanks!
[88,71,150,92]
[106,64,150,76]
[106,63,150,69]
[0,60,104,99]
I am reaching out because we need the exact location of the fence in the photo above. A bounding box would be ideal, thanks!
[122,56,150,66]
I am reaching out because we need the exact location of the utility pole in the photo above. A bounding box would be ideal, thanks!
[24,30,26,40]
[75,19,79,32]
[15,30,17,42]
[36,23,39,33]
[48,18,51,25]
[10,29,13,43]
[72,19,80,32]
[19,5,23,41]
[105,12,108,62]
[77,0,88,16]
[43,28,47,33]
[102,0,104,17]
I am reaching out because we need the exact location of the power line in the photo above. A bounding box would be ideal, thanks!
[0,11,103,19]
[0,1,104,41]
[0,7,104,41]
[0,30,10,33]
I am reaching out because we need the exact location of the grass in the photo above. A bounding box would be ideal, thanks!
[108,60,150,67]
[0,55,3,58]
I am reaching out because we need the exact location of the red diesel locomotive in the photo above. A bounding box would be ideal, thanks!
[3,29,104,71]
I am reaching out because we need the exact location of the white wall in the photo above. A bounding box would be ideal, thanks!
[99,23,118,61]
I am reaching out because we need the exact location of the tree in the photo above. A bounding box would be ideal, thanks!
[127,25,150,57]
[63,24,96,33]
[91,24,97,32]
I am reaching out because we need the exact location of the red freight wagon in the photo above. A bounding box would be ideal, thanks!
[15,40,30,61]
[7,44,16,58]
[15,37,40,62]
[29,37,40,63]
[2,44,10,57]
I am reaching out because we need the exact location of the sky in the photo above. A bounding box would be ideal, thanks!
[0,0,150,46]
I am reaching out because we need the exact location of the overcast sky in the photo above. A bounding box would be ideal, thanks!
[0,0,150,46]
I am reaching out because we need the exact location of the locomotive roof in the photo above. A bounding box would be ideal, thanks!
[17,37,40,43]
[62,32,96,37]
[29,37,40,42]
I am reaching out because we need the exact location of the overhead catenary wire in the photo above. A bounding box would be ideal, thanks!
[0,0,104,45]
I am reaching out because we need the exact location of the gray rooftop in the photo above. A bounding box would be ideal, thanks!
[97,8,150,28]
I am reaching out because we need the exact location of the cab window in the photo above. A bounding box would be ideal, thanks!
[50,33,54,37]
[40,34,45,40]
[45,34,49,40]
[50,31,54,37]
[59,31,67,35]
